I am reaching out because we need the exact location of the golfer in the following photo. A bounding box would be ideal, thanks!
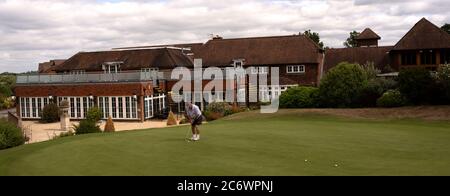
[186,102,203,141]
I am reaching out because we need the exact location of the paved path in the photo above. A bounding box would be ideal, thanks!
[21,119,185,144]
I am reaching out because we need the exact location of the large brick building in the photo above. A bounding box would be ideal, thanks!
[14,18,450,121]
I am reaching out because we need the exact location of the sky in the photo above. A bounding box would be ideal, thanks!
[0,0,449,73]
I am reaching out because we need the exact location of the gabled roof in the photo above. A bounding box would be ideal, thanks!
[53,48,193,72]
[324,46,392,72]
[38,59,66,73]
[356,28,381,40]
[393,18,450,50]
[113,43,204,54]
[196,35,322,67]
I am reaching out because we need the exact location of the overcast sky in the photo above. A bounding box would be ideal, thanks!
[0,0,449,73]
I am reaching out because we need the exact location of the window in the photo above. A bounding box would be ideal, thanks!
[420,50,436,65]
[118,97,123,119]
[251,67,269,74]
[19,97,51,118]
[103,63,121,73]
[401,52,417,65]
[126,97,131,119]
[287,65,305,73]
[71,70,85,75]
[440,49,450,64]
[112,97,117,118]
[99,96,138,120]
[141,68,159,72]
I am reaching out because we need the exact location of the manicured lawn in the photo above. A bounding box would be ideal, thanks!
[1,110,450,176]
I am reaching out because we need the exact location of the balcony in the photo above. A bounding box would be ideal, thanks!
[16,71,163,84]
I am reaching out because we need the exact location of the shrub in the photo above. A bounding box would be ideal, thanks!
[359,77,398,107]
[436,64,450,104]
[104,116,115,133]
[279,86,319,108]
[205,102,232,117]
[74,120,101,135]
[362,61,381,79]
[86,107,103,122]
[41,103,60,123]
[376,90,408,108]
[398,68,434,105]
[0,119,25,150]
[166,111,178,126]
[318,62,368,108]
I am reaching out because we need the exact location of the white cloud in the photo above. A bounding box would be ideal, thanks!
[0,0,449,72]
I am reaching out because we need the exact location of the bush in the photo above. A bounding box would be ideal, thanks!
[362,62,381,79]
[359,77,398,107]
[436,65,450,104]
[41,103,60,123]
[166,111,178,126]
[398,68,434,105]
[279,86,319,108]
[73,120,101,135]
[0,119,25,150]
[86,107,103,122]
[205,102,232,117]
[104,116,115,133]
[318,62,368,108]
[376,90,408,108]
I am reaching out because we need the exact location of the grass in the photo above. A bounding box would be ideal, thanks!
[1,110,450,176]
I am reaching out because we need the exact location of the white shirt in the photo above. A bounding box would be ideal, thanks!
[186,104,202,119]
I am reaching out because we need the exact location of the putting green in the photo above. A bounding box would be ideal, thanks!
[1,110,450,176]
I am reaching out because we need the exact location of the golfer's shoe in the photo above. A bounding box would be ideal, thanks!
[190,135,196,141]
[194,135,200,141]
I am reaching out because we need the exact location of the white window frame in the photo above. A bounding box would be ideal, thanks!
[57,96,93,119]
[287,65,305,74]
[251,66,268,74]
[20,97,51,119]
[144,94,166,119]
[98,96,138,120]
[70,70,85,75]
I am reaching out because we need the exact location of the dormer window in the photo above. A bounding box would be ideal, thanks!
[233,59,244,68]
[70,70,85,75]
[102,62,122,73]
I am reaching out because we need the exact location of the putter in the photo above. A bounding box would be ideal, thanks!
[185,126,192,142]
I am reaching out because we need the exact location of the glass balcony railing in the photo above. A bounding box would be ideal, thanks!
[16,71,163,84]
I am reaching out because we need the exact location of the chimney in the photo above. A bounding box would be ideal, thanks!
[212,35,223,40]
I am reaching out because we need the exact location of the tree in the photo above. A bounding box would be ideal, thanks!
[318,62,368,108]
[441,23,450,34]
[302,30,324,49]
[398,68,434,104]
[343,31,360,48]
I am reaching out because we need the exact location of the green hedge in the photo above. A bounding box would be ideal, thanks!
[279,86,319,108]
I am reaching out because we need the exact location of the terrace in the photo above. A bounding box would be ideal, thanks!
[16,71,165,84]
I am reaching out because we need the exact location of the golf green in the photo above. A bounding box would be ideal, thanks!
[1,110,450,176]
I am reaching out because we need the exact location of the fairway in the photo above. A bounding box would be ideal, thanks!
[1,110,450,176]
